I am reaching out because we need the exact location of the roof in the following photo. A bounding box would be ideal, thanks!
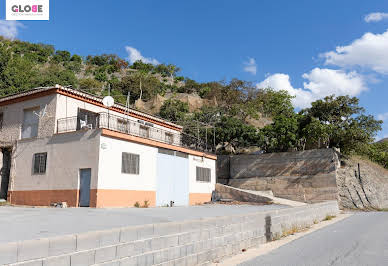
[0,85,183,130]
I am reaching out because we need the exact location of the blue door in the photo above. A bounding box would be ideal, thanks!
[156,153,189,206]
[79,168,91,207]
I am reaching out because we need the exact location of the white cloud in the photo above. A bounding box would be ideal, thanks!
[364,12,388,23]
[243,57,257,75]
[377,112,388,121]
[321,29,388,74]
[0,20,23,40]
[257,68,367,109]
[125,46,159,65]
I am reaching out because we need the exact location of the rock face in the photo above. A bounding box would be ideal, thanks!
[336,157,388,210]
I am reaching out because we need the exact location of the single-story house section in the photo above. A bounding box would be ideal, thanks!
[0,85,216,207]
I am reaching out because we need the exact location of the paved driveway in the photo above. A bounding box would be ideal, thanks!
[240,212,388,266]
[0,204,286,243]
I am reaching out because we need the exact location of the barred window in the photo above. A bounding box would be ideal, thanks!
[33,152,47,174]
[196,166,211,182]
[122,152,140,174]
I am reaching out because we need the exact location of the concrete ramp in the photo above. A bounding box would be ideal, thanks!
[215,183,306,207]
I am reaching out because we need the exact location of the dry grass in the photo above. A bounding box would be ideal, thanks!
[323,215,336,221]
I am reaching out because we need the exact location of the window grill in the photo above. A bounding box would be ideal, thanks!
[196,166,211,182]
[122,152,140,174]
[33,152,47,174]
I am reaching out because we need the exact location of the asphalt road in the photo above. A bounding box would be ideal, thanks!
[240,212,388,266]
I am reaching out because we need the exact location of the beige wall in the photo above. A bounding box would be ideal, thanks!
[9,129,101,192]
[0,94,57,144]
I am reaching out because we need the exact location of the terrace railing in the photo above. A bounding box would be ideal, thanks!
[57,112,212,152]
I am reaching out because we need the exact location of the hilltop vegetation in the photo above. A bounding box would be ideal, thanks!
[0,37,386,168]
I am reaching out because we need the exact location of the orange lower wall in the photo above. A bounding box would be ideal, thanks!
[189,193,212,205]
[8,190,210,207]
[93,189,156,208]
[8,190,80,207]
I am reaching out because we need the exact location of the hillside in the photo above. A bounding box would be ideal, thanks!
[0,37,386,169]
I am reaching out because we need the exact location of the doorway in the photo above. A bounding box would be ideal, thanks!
[79,168,91,207]
[0,148,11,200]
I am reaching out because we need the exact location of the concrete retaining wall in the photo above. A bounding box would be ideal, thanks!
[218,149,340,203]
[0,201,339,266]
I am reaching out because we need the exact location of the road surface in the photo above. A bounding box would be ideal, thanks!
[240,212,388,266]
[0,203,287,243]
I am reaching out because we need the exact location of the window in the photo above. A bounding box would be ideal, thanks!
[33,152,47,174]
[175,151,188,158]
[165,132,174,144]
[196,166,211,182]
[139,125,149,138]
[21,107,40,139]
[158,148,175,156]
[122,152,140,174]
[0,113,3,131]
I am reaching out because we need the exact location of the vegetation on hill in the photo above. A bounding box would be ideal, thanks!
[0,37,385,168]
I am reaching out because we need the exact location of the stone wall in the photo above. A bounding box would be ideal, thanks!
[0,201,339,266]
[218,149,340,203]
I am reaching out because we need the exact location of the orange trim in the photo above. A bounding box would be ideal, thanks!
[8,190,79,207]
[189,193,212,205]
[56,89,182,132]
[0,88,57,107]
[92,189,156,208]
[101,129,217,160]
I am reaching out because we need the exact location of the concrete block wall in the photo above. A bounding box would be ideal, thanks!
[1,201,339,266]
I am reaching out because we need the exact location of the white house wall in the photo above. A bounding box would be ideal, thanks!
[188,155,216,205]
[96,135,158,207]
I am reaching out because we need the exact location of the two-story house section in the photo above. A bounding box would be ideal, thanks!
[0,85,216,207]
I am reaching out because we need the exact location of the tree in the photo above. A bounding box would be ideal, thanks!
[159,99,189,122]
[79,78,102,92]
[261,114,299,152]
[113,72,161,102]
[299,95,382,154]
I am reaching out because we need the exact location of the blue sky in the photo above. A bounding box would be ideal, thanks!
[0,0,387,139]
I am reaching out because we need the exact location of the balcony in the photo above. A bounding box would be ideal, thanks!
[57,112,203,150]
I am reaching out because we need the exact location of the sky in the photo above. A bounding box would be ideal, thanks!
[0,0,387,139]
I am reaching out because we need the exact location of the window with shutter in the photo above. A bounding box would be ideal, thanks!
[196,166,211,182]
[33,152,47,174]
[122,152,140,174]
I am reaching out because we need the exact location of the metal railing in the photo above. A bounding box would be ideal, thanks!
[57,112,212,152]
[98,112,182,146]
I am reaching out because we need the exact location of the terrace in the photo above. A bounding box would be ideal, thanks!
[57,112,213,153]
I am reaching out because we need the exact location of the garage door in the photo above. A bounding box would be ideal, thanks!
[156,149,189,206]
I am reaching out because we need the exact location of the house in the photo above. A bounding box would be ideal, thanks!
[0,85,216,207]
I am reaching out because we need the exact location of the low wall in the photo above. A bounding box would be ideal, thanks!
[0,201,339,266]
[214,183,273,203]
[218,149,340,203]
